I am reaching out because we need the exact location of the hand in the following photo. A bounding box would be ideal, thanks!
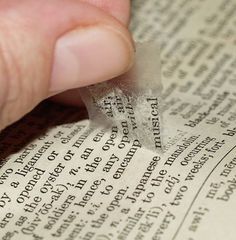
[0,0,134,130]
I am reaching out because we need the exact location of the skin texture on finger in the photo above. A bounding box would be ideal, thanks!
[0,0,130,39]
[0,0,134,130]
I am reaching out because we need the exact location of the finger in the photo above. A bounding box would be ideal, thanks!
[51,0,131,106]
[0,0,134,130]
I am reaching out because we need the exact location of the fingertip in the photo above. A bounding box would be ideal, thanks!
[50,24,134,92]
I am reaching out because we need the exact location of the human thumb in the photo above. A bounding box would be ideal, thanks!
[0,0,134,130]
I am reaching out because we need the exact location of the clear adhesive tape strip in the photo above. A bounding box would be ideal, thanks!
[80,42,163,152]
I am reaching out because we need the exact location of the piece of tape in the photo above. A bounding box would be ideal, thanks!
[80,42,163,152]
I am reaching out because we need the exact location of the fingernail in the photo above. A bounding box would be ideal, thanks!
[50,25,134,92]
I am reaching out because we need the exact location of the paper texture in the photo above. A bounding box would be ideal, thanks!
[80,42,163,152]
[1,0,236,239]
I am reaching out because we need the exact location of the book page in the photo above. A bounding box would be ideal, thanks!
[1,0,236,239]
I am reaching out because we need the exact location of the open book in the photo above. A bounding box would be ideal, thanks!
[1,0,236,239]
